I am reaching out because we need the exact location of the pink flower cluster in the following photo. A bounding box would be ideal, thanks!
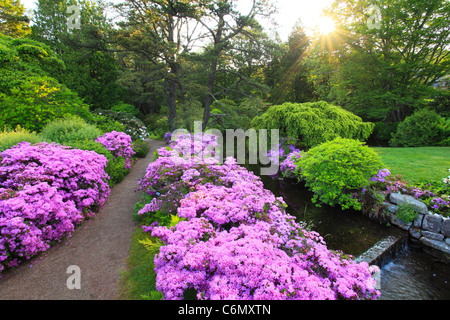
[280,151,307,179]
[267,141,306,179]
[0,142,110,273]
[138,134,380,300]
[96,131,135,169]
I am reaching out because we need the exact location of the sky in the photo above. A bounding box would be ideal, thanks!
[20,0,334,41]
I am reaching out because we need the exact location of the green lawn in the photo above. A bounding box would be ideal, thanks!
[372,147,450,183]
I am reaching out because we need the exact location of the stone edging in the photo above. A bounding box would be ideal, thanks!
[382,192,450,262]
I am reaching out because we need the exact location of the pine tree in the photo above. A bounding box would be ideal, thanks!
[0,0,30,37]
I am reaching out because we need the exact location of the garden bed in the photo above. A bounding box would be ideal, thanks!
[131,133,380,300]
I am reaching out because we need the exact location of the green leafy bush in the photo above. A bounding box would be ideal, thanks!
[395,203,419,224]
[296,138,385,210]
[132,140,150,158]
[66,140,113,162]
[106,156,129,187]
[111,102,141,117]
[0,126,43,152]
[89,112,125,135]
[0,76,92,132]
[93,109,148,141]
[41,116,101,144]
[390,109,450,147]
[251,101,374,149]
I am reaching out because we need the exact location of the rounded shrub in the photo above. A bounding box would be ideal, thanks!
[390,109,449,147]
[0,126,42,152]
[295,138,385,210]
[132,140,150,158]
[66,140,113,162]
[41,116,101,144]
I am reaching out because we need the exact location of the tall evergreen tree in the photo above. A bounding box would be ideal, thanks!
[0,0,30,37]
[31,0,122,109]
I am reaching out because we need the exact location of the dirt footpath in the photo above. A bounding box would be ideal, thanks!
[0,139,167,300]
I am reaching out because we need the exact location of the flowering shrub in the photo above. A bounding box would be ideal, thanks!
[96,131,136,169]
[169,132,220,160]
[0,142,110,273]
[93,109,149,141]
[367,169,449,217]
[267,139,307,179]
[164,132,171,144]
[137,133,380,300]
[280,151,307,179]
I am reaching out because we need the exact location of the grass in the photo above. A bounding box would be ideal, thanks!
[372,147,450,183]
[118,227,159,300]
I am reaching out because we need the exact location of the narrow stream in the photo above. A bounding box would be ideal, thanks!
[258,174,450,300]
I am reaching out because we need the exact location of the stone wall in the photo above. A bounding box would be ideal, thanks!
[382,192,450,262]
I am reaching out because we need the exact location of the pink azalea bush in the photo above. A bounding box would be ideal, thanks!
[96,131,135,169]
[137,133,380,300]
[0,142,110,273]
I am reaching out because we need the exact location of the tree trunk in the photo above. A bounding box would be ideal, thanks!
[202,15,225,131]
[203,59,218,131]
[166,77,177,132]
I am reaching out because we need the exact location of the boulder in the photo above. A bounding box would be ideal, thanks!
[420,237,450,255]
[389,193,428,214]
[441,218,450,238]
[421,230,445,241]
[413,213,424,228]
[390,214,411,231]
[409,228,422,240]
[422,213,443,233]
[382,202,398,214]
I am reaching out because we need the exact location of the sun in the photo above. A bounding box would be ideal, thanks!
[317,16,336,35]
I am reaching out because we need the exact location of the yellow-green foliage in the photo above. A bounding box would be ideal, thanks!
[296,138,384,211]
[251,101,375,148]
[0,126,42,151]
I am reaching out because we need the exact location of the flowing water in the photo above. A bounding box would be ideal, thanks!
[258,174,450,300]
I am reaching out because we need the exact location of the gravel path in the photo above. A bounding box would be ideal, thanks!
[0,139,167,300]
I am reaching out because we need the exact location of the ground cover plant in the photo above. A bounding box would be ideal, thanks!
[134,133,380,300]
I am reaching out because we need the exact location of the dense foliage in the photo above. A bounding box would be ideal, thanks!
[251,101,374,148]
[40,116,101,144]
[0,34,91,132]
[293,138,384,210]
[0,126,42,152]
[390,109,450,147]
